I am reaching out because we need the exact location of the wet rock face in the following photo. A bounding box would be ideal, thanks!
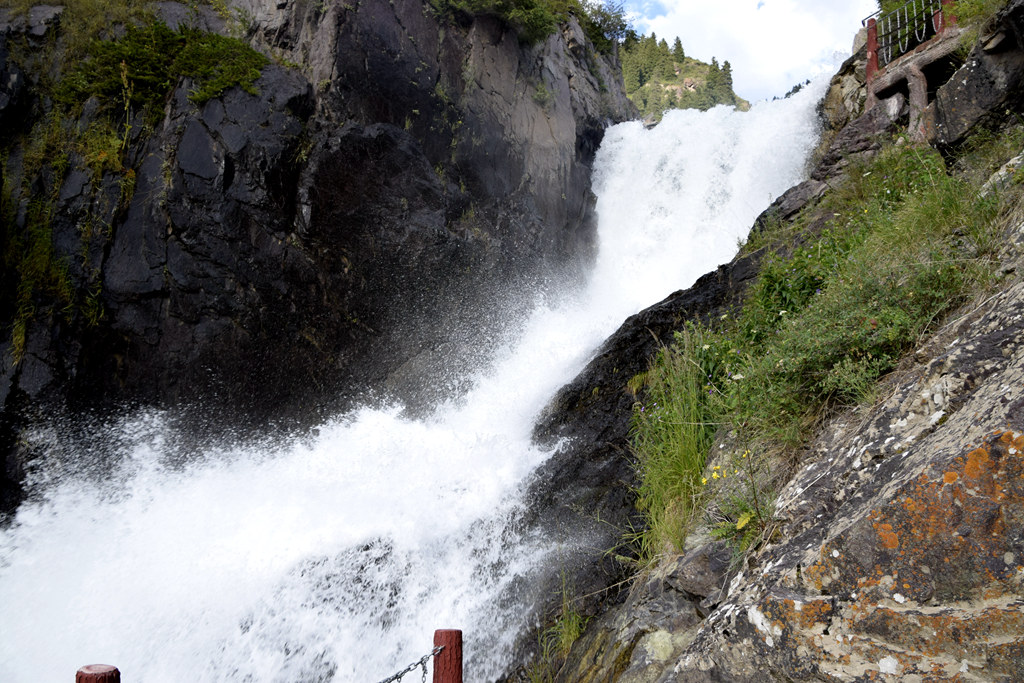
[0,0,635,491]
[74,65,316,415]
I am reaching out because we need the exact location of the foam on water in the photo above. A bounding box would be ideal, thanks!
[0,79,828,682]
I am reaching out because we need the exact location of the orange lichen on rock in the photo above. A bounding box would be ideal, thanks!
[875,522,900,550]
[964,445,992,480]
[792,431,1024,679]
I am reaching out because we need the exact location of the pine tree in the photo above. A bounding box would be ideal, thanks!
[665,87,678,109]
[623,56,642,92]
[657,37,673,77]
[639,34,662,80]
[672,36,684,62]
[721,60,734,99]
[705,57,722,99]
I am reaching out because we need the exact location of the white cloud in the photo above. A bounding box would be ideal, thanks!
[626,0,879,101]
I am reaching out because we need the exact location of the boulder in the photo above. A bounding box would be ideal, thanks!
[928,0,1024,148]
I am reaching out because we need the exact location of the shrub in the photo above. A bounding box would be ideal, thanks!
[430,0,627,49]
[58,20,268,115]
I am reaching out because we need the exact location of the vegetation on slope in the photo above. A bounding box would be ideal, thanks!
[630,125,1024,561]
[879,0,1005,19]
[0,0,268,362]
[430,0,628,49]
[619,32,745,120]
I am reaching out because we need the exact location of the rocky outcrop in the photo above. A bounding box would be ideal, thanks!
[814,44,869,165]
[634,225,1024,682]
[926,0,1024,148]
[0,1,635,511]
[522,4,1024,680]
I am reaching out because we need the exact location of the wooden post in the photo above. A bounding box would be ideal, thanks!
[866,18,880,86]
[433,629,463,683]
[76,665,120,683]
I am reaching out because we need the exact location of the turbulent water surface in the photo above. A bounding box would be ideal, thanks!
[0,82,828,682]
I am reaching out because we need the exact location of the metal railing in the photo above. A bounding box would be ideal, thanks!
[872,0,946,66]
[863,0,956,84]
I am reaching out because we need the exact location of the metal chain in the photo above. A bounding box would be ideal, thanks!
[915,1,929,42]
[376,645,444,683]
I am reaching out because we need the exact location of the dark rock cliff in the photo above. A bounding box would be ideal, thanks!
[0,0,635,512]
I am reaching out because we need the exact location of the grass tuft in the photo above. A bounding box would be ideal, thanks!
[631,325,720,558]
[525,571,589,682]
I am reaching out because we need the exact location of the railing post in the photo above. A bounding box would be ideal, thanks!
[433,629,463,683]
[940,0,957,30]
[76,665,120,683]
[866,18,880,86]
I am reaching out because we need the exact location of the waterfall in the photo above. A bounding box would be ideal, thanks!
[0,81,828,683]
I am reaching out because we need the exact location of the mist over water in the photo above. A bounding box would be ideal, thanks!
[0,82,826,682]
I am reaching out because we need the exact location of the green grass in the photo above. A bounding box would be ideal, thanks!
[948,0,1010,52]
[526,572,589,682]
[630,325,721,557]
[947,0,1007,26]
[629,132,1017,563]
[2,115,76,362]
[7,200,76,361]
[0,0,153,57]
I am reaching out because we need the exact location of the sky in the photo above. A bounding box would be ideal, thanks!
[624,0,880,102]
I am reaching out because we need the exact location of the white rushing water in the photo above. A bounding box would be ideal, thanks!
[0,82,827,683]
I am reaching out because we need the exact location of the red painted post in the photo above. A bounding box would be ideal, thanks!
[433,629,463,683]
[866,18,879,86]
[76,664,120,683]
[941,0,957,29]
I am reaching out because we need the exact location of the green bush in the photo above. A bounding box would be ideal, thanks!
[58,20,268,114]
[729,143,998,439]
